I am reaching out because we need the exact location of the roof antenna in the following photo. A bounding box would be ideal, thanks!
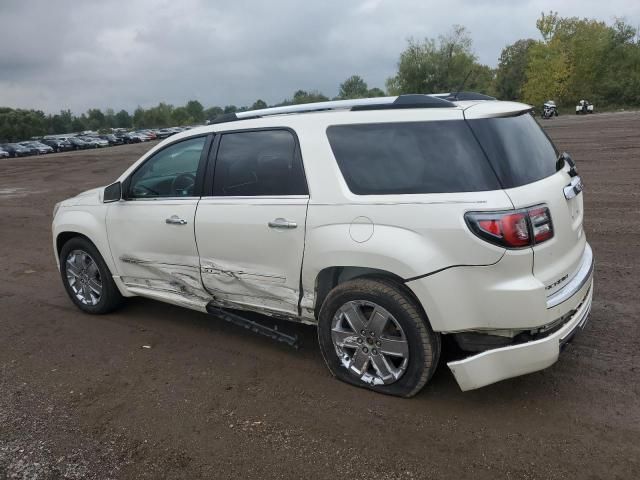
[452,68,474,100]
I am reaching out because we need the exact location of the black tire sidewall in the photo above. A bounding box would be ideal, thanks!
[318,279,437,397]
[59,237,122,314]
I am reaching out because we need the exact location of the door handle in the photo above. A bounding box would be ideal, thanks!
[268,218,297,229]
[166,215,188,225]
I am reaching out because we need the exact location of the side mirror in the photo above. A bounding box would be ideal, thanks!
[103,182,122,203]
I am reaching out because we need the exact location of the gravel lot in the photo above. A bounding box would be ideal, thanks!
[1,112,639,479]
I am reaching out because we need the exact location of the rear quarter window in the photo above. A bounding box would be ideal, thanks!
[467,113,558,189]
[326,121,500,195]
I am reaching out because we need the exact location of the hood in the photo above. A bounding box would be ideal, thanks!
[62,186,104,207]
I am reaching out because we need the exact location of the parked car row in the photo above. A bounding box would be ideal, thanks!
[0,126,196,158]
[1,141,54,157]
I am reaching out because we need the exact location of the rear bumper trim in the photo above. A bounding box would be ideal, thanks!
[447,280,593,391]
[546,243,593,309]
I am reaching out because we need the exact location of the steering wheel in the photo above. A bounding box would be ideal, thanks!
[171,173,196,196]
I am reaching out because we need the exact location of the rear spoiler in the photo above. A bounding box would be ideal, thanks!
[462,101,533,119]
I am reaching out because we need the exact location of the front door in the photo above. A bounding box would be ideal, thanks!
[106,135,212,309]
[195,129,309,317]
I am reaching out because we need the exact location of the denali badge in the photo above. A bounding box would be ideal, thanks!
[546,274,569,290]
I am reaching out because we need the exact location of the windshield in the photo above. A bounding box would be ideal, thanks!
[467,113,559,189]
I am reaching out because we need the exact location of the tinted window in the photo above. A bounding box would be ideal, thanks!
[327,121,500,195]
[213,130,307,196]
[467,113,558,189]
[128,136,206,198]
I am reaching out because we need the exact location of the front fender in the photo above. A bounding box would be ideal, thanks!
[52,206,114,273]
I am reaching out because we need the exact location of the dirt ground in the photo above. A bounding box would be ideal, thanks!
[1,112,639,480]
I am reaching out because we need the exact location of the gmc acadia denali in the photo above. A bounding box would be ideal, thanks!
[52,93,593,397]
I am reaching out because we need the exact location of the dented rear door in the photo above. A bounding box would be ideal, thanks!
[195,129,309,317]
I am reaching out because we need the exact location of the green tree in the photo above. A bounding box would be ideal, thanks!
[114,109,132,128]
[520,12,636,107]
[50,110,74,134]
[386,25,488,95]
[339,75,369,99]
[204,106,223,120]
[223,105,237,114]
[367,87,386,97]
[495,39,536,100]
[133,107,146,128]
[185,100,204,123]
[292,90,328,104]
[104,108,116,128]
[71,114,87,132]
[85,108,105,130]
[172,106,190,125]
[251,99,268,110]
[144,103,174,127]
[522,38,571,107]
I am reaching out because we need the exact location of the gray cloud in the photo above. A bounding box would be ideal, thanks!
[0,0,638,113]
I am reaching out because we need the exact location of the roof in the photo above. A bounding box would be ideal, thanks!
[208,92,531,126]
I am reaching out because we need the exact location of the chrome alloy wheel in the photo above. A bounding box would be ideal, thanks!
[65,250,102,306]
[331,300,409,386]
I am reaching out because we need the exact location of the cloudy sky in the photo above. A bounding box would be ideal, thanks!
[1,0,638,114]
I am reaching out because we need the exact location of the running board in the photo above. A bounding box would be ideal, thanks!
[206,304,300,349]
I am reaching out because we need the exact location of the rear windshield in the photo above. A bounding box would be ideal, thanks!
[467,113,558,189]
[326,121,501,195]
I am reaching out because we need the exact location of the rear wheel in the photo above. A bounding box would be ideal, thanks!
[59,237,123,314]
[318,278,440,397]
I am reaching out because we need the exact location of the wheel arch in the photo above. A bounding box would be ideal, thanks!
[56,231,94,256]
[53,207,115,274]
[313,266,426,321]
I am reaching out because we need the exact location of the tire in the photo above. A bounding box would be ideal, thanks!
[317,277,440,398]
[59,236,124,314]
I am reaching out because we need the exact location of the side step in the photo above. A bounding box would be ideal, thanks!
[206,304,300,349]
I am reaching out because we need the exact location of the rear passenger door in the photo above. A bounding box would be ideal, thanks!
[195,128,309,317]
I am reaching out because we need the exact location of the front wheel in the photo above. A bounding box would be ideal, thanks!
[318,278,440,397]
[59,237,124,314]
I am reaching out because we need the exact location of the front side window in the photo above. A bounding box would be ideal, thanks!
[128,136,206,198]
[213,130,307,196]
[327,121,500,195]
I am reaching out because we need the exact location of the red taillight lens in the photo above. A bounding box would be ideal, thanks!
[501,212,530,247]
[465,205,553,249]
[528,206,553,243]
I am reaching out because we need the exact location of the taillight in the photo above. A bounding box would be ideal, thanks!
[465,205,554,249]
[528,206,553,243]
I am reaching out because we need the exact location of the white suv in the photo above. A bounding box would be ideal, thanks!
[52,93,593,397]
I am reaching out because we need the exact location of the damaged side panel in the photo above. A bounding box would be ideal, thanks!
[194,197,310,321]
[119,256,213,312]
[200,258,307,322]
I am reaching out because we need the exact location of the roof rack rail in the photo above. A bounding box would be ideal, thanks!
[211,94,457,124]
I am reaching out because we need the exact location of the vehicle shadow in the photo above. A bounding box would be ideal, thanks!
[105,296,559,407]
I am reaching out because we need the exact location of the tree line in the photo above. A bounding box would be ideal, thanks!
[1,12,638,142]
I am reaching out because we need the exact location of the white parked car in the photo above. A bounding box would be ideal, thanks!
[576,99,594,114]
[52,93,593,397]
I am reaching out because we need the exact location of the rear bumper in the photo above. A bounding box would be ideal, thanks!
[447,276,593,391]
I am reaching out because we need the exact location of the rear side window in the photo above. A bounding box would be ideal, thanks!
[467,113,558,189]
[326,121,500,195]
[213,130,308,196]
